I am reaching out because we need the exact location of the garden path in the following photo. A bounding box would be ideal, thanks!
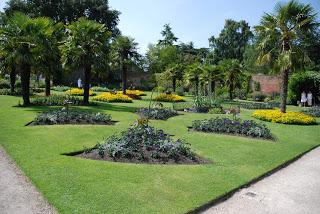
[202,147,320,214]
[0,147,57,214]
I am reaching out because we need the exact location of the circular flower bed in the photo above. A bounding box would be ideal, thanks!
[65,88,95,96]
[29,109,113,125]
[136,108,178,120]
[93,92,133,103]
[77,121,207,164]
[154,93,184,102]
[119,89,146,96]
[252,110,317,125]
[191,117,273,139]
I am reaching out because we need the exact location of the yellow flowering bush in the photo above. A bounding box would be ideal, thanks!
[93,92,133,103]
[119,90,146,96]
[65,88,94,96]
[154,93,184,102]
[252,110,317,125]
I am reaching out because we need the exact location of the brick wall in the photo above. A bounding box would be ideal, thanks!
[251,74,281,95]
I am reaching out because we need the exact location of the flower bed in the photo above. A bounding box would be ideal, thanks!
[136,108,178,120]
[301,107,320,117]
[121,89,146,96]
[93,92,133,103]
[191,117,273,139]
[239,101,280,109]
[65,88,95,96]
[76,121,207,164]
[154,93,184,102]
[252,110,317,125]
[30,95,85,106]
[52,86,71,92]
[29,109,113,126]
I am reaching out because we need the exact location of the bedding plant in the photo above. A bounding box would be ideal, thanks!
[154,93,184,102]
[66,88,95,96]
[30,95,84,106]
[136,108,178,120]
[252,110,317,125]
[93,92,133,103]
[301,107,320,117]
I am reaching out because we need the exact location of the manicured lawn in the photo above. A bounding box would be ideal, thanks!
[0,94,319,214]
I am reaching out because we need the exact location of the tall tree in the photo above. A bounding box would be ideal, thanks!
[158,24,178,46]
[185,62,203,95]
[111,36,139,94]
[255,0,318,112]
[219,59,243,100]
[164,63,184,92]
[200,64,223,97]
[60,18,111,104]
[209,19,252,63]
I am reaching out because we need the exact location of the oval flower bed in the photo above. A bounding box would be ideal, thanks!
[93,92,133,103]
[76,121,208,164]
[28,109,113,126]
[252,110,317,125]
[191,117,273,139]
[154,93,184,102]
[136,108,178,120]
[65,88,95,96]
[120,89,146,96]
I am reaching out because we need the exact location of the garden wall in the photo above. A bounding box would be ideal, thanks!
[251,74,281,95]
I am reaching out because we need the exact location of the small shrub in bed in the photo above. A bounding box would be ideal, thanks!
[136,108,178,120]
[191,117,273,139]
[30,95,84,106]
[239,101,279,109]
[78,121,206,164]
[32,109,112,125]
[301,107,320,117]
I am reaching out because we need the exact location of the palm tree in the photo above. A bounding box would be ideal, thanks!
[164,63,183,92]
[60,18,111,104]
[255,0,318,113]
[0,13,34,105]
[111,36,139,94]
[219,59,243,100]
[200,64,223,97]
[185,62,203,95]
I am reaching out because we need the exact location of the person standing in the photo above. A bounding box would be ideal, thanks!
[77,78,82,88]
[301,91,307,107]
[307,91,313,107]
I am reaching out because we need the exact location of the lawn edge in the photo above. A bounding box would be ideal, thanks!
[186,144,320,214]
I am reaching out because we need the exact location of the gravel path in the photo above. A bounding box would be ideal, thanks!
[0,147,57,214]
[202,147,320,214]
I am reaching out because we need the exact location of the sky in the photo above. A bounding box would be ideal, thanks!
[1,0,320,53]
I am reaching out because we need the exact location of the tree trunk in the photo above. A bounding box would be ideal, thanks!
[195,78,199,96]
[83,65,91,105]
[172,77,176,92]
[280,69,289,113]
[10,65,16,94]
[21,63,31,106]
[121,58,127,95]
[45,73,51,96]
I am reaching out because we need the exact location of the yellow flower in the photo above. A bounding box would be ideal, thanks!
[65,88,94,96]
[118,90,146,96]
[93,92,133,103]
[252,109,316,125]
[154,93,184,102]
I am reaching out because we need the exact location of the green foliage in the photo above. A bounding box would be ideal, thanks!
[91,86,110,92]
[302,107,320,117]
[158,24,178,46]
[136,108,178,120]
[209,107,224,114]
[288,71,320,105]
[33,109,112,125]
[239,101,280,109]
[96,123,197,162]
[0,79,10,89]
[251,92,267,102]
[30,95,84,106]
[192,117,273,139]
[51,86,71,92]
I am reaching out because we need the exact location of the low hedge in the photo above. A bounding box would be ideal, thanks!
[30,95,84,106]
[191,117,273,139]
[301,107,320,117]
[240,101,280,109]
[136,108,178,120]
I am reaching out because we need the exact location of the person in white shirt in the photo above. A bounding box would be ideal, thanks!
[307,91,313,107]
[77,78,82,88]
[301,91,307,107]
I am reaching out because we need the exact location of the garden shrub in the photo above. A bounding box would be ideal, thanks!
[301,107,320,117]
[239,101,280,109]
[52,86,71,92]
[252,92,267,102]
[0,79,10,89]
[191,117,273,139]
[209,107,224,114]
[252,110,317,125]
[85,122,204,164]
[154,93,184,102]
[93,92,133,103]
[91,86,110,92]
[32,109,112,125]
[30,95,84,106]
[136,108,178,120]
[0,88,23,96]
[65,88,95,96]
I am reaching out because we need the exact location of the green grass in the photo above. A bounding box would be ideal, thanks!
[0,94,319,214]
